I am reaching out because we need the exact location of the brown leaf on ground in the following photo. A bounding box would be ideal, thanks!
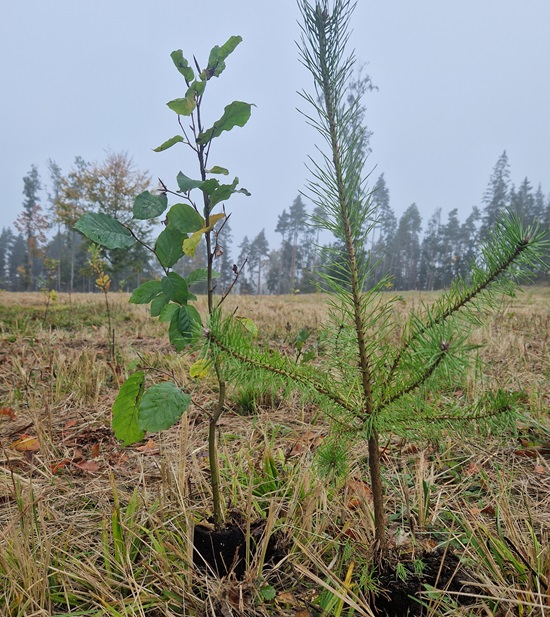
[514,448,539,459]
[0,407,17,420]
[73,460,101,473]
[534,464,546,474]
[276,591,300,607]
[288,431,324,456]
[90,443,100,458]
[10,435,40,452]
[346,478,372,509]
[64,419,78,430]
[135,438,159,454]
[465,462,481,475]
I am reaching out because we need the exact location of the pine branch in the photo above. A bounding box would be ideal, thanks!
[387,215,544,384]
[205,327,360,427]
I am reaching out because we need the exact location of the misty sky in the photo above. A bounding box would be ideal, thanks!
[1,1,549,246]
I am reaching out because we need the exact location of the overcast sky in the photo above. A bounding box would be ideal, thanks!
[1,1,549,246]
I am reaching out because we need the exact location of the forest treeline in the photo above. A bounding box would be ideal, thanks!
[1,150,549,295]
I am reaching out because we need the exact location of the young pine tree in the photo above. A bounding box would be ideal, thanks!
[205,0,549,555]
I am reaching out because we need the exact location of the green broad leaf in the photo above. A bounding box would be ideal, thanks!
[138,382,191,433]
[197,101,253,146]
[208,177,239,208]
[150,293,169,317]
[155,225,186,268]
[204,36,242,79]
[153,135,184,153]
[186,268,220,287]
[74,212,135,250]
[186,79,206,97]
[170,50,195,82]
[167,96,196,116]
[133,191,168,219]
[158,302,179,323]
[162,271,192,304]
[167,203,204,234]
[168,306,190,351]
[129,280,162,304]
[176,172,204,193]
[259,585,276,601]
[112,372,146,446]
[206,166,229,175]
[168,305,202,351]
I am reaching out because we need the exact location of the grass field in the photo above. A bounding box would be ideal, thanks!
[0,288,549,616]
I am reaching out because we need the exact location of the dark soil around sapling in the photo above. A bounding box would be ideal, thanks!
[193,515,283,579]
[372,547,480,616]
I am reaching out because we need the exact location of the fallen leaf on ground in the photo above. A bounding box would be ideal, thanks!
[288,431,324,456]
[135,438,158,454]
[346,478,372,509]
[50,459,71,474]
[90,443,100,458]
[64,419,78,430]
[514,448,539,459]
[74,460,100,473]
[10,435,40,452]
[0,407,17,420]
[534,465,545,474]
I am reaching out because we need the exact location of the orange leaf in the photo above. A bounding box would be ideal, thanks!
[90,443,100,458]
[136,438,158,454]
[0,407,17,420]
[10,435,40,452]
[50,459,70,474]
[534,465,545,474]
[64,419,78,430]
[465,462,480,475]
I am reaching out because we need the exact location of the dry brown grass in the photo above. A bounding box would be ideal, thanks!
[0,288,548,616]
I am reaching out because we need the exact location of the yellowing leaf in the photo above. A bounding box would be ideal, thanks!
[189,358,211,379]
[182,229,205,257]
[95,274,111,291]
[10,435,40,452]
[208,212,225,227]
[236,316,258,337]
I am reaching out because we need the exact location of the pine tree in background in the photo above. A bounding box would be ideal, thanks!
[14,165,49,290]
[216,219,234,295]
[8,234,27,291]
[237,235,254,294]
[0,227,14,289]
[418,208,442,290]
[481,150,510,239]
[288,195,308,290]
[249,229,270,294]
[392,203,422,290]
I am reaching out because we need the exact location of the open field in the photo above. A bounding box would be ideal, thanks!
[0,289,549,616]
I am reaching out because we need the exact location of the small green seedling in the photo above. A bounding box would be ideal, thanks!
[75,36,253,527]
